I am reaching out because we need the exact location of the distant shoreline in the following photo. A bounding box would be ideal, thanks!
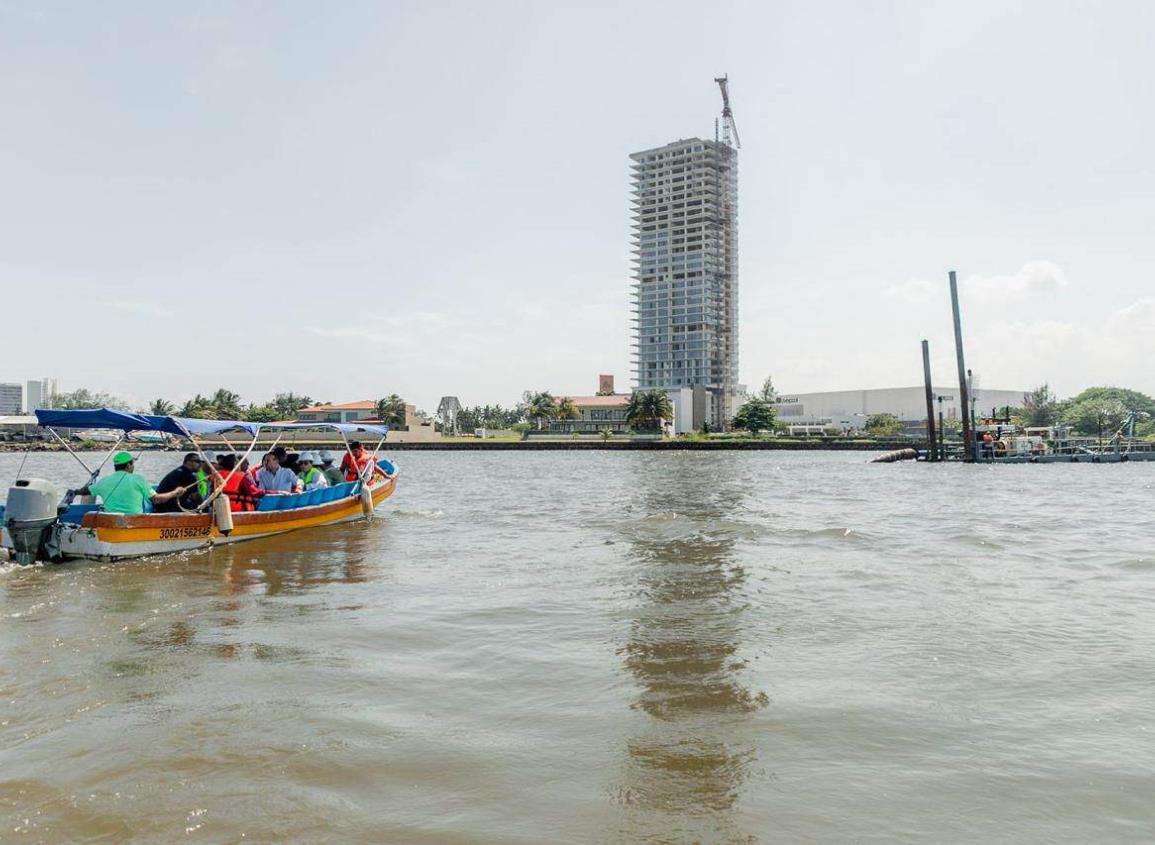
[0,439,912,453]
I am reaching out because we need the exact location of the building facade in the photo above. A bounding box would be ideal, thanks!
[548,394,632,434]
[296,400,432,435]
[772,386,1029,425]
[296,400,377,425]
[630,137,738,429]
[0,383,22,415]
[25,378,57,412]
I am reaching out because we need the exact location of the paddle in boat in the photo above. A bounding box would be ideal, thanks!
[1,409,398,564]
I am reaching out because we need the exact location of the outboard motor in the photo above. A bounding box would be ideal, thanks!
[4,479,61,565]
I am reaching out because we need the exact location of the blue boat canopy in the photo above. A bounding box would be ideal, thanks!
[34,408,389,438]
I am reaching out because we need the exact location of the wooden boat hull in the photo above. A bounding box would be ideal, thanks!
[33,476,396,562]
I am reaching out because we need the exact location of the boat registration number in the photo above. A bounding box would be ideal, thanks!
[158,527,212,540]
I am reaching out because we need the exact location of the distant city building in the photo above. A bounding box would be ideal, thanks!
[25,378,57,412]
[772,386,1029,424]
[630,134,738,431]
[668,385,709,435]
[0,383,22,415]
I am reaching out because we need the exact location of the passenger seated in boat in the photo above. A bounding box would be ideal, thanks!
[319,451,344,487]
[272,445,300,475]
[154,452,208,513]
[79,451,189,515]
[297,453,329,491]
[341,441,383,482]
[256,452,302,494]
[217,454,264,511]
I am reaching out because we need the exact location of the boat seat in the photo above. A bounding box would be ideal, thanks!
[256,496,282,512]
[279,493,303,510]
[60,503,101,524]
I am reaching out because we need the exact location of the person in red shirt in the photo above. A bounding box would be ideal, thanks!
[340,441,379,482]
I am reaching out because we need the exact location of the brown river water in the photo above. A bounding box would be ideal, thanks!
[1,450,1154,843]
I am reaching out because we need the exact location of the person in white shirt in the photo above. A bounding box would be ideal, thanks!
[256,452,302,494]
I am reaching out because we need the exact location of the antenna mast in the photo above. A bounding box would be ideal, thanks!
[714,74,741,149]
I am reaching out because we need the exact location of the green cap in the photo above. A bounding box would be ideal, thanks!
[113,451,134,466]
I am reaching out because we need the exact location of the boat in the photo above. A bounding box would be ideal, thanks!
[1,409,398,564]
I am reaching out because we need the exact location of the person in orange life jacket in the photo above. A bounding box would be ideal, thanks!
[217,453,264,512]
[340,441,379,482]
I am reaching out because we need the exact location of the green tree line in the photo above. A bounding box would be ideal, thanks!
[1008,384,1155,438]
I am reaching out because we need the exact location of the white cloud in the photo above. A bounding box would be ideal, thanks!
[962,261,1068,302]
[305,326,401,345]
[884,261,1069,306]
[108,300,174,318]
[884,277,935,303]
[968,297,1155,396]
[1109,297,1155,335]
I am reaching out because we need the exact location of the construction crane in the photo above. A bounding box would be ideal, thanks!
[714,74,741,149]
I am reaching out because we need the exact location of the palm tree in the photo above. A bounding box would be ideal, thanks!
[374,394,407,427]
[211,388,243,419]
[555,396,579,420]
[626,389,672,433]
[149,398,174,416]
[179,394,218,419]
[272,393,313,419]
[526,391,557,430]
[244,404,279,422]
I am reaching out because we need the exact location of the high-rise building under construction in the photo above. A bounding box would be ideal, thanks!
[629,82,739,430]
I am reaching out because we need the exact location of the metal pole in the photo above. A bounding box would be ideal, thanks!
[921,339,937,461]
[938,408,946,460]
[949,271,974,462]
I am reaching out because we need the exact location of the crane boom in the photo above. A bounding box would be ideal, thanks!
[714,74,741,149]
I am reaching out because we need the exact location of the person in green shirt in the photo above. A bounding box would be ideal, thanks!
[319,451,344,487]
[80,451,189,515]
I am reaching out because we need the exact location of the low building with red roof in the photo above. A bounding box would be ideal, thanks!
[548,376,632,434]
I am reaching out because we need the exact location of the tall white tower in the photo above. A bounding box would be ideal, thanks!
[629,132,738,427]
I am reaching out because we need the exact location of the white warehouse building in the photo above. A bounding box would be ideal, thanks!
[773,386,1029,425]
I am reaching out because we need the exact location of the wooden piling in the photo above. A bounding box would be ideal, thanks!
[949,270,974,462]
[921,339,937,461]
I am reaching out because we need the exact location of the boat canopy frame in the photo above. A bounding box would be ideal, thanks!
[33,408,389,439]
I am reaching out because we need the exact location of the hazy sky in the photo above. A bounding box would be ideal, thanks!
[2,1,1152,411]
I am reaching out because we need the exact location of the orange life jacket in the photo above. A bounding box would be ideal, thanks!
[221,470,260,512]
[341,451,374,482]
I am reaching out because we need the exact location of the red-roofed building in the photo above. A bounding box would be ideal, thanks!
[548,376,632,434]
[297,399,428,432]
[296,400,378,424]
